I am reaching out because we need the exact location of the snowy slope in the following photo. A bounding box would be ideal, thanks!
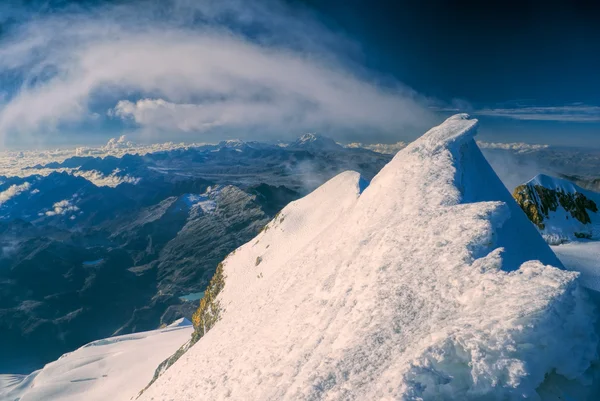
[0,319,192,401]
[513,174,600,243]
[553,241,600,292]
[142,114,598,400]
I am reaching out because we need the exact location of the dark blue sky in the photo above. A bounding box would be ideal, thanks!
[0,0,599,148]
[295,0,600,106]
[284,0,600,146]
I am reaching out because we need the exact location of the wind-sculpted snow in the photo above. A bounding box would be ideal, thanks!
[141,114,598,400]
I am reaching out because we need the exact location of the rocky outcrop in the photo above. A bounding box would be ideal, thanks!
[513,174,599,242]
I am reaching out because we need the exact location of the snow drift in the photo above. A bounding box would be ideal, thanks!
[141,114,598,400]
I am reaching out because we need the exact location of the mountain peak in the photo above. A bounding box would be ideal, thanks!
[527,173,583,192]
[290,133,343,151]
[142,114,595,400]
[217,139,246,149]
[514,173,599,242]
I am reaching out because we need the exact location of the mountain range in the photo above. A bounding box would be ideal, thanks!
[0,135,390,374]
[3,123,600,400]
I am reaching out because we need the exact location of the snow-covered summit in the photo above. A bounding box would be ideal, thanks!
[289,133,343,151]
[142,114,598,400]
[216,139,247,149]
[513,173,600,243]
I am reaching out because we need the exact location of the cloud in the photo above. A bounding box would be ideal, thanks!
[73,169,141,187]
[0,0,435,142]
[476,141,549,152]
[0,182,31,205]
[474,105,600,122]
[345,141,407,154]
[45,199,79,216]
[345,140,549,156]
[0,135,208,178]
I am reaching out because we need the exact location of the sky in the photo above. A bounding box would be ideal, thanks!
[0,0,598,148]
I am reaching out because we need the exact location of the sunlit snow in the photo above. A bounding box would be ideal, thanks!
[0,320,192,401]
[140,115,598,400]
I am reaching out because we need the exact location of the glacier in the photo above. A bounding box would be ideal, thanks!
[139,114,600,400]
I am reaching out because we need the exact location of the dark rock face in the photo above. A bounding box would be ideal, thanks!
[0,137,391,374]
[513,182,598,230]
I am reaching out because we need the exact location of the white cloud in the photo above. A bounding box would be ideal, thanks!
[345,141,407,154]
[45,199,79,216]
[0,182,31,205]
[476,141,549,152]
[0,0,434,141]
[345,140,550,156]
[73,169,140,187]
[474,105,600,122]
[0,135,208,178]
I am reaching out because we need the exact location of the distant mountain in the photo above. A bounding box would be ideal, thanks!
[288,133,344,152]
[559,173,600,193]
[513,174,600,243]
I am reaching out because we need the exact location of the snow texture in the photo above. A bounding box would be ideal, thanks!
[140,114,598,400]
[0,324,192,401]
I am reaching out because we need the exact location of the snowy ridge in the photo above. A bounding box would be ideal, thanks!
[141,114,598,400]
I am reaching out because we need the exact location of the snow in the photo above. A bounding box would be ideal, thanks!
[0,324,192,401]
[553,241,600,292]
[291,133,343,151]
[167,317,193,328]
[181,188,220,214]
[141,114,598,400]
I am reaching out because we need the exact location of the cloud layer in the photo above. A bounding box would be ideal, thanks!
[475,105,600,122]
[0,0,435,143]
